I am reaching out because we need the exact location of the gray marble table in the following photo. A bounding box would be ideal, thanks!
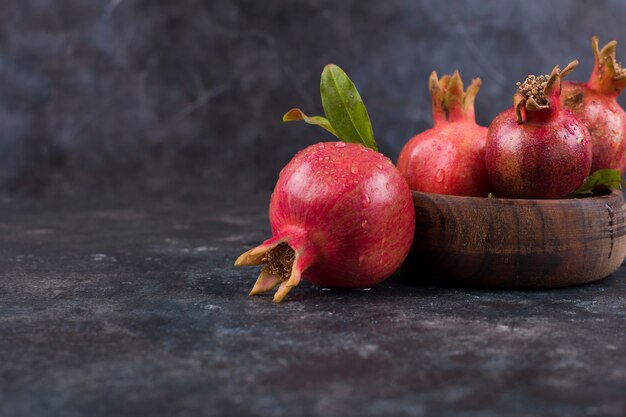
[1,198,624,417]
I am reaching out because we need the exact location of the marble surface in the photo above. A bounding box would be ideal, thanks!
[1,198,624,417]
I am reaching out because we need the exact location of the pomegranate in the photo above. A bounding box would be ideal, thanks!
[561,36,626,173]
[485,61,592,199]
[397,70,490,196]
[235,142,415,302]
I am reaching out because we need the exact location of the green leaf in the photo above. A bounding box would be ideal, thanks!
[320,64,378,151]
[487,192,495,199]
[569,169,623,197]
[282,108,338,137]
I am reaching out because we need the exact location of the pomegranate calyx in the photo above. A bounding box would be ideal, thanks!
[514,61,578,123]
[236,238,315,303]
[234,240,280,267]
[429,70,481,124]
[257,243,300,302]
[249,271,282,296]
[260,243,296,281]
[589,36,626,95]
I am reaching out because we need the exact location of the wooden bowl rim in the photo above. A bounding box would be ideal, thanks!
[411,189,623,206]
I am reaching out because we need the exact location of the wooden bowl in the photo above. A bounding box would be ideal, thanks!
[406,189,626,288]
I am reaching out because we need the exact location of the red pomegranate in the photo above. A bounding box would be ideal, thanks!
[561,36,626,173]
[397,70,490,196]
[235,142,415,302]
[485,61,592,199]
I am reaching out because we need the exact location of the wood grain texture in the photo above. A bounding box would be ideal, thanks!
[407,190,626,288]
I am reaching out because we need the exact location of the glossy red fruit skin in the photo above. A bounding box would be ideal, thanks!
[397,122,489,196]
[485,61,593,199]
[560,37,626,173]
[486,107,592,199]
[561,84,626,173]
[397,71,491,197]
[265,141,415,289]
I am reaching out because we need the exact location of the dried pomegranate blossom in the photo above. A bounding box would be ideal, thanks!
[516,74,551,107]
[561,37,626,172]
[486,61,592,199]
[261,243,295,282]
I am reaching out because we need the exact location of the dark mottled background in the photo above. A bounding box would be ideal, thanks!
[3,3,626,416]
[1,0,626,199]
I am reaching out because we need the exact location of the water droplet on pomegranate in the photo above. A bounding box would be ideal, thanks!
[435,169,445,183]
[354,180,359,184]
[351,167,359,175]
[609,103,618,113]
[361,194,371,208]
[335,142,346,148]
[318,157,324,161]
[564,123,576,135]
[437,145,442,151]
[376,164,383,169]
[361,219,368,228]
[358,254,365,265]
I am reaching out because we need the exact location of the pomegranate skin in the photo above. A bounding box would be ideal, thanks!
[397,70,491,197]
[236,141,415,302]
[560,37,626,173]
[562,81,626,172]
[561,36,626,174]
[397,123,490,196]
[485,61,592,199]
[486,107,592,199]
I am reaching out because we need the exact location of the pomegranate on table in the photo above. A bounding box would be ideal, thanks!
[397,70,490,196]
[561,36,626,173]
[485,61,592,199]
[235,65,415,302]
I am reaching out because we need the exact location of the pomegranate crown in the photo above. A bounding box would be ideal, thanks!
[429,70,481,123]
[513,60,578,123]
[589,36,626,95]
